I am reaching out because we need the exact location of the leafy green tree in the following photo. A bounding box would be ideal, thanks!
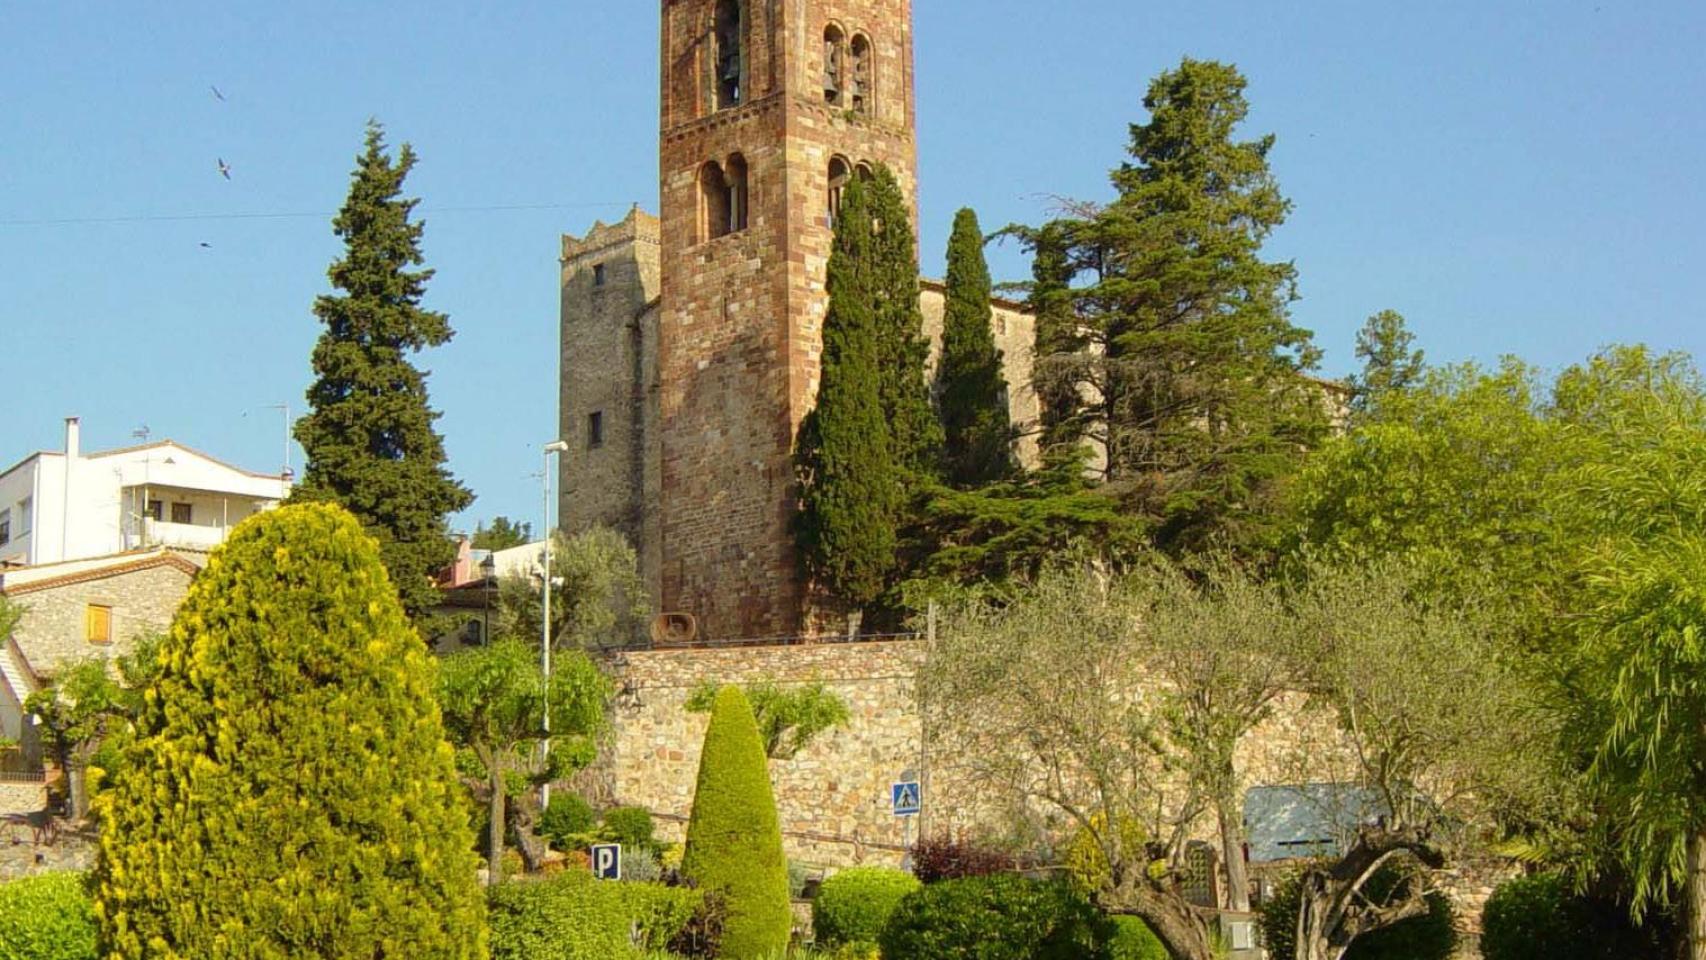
[1285,558,1549,960]
[437,638,609,883]
[91,503,486,959]
[1348,310,1425,417]
[24,633,165,819]
[494,527,648,651]
[935,207,1014,487]
[680,686,791,959]
[684,678,850,759]
[1134,552,1296,913]
[1287,357,1560,625]
[867,166,943,482]
[1011,58,1326,554]
[472,517,533,551]
[795,174,903,615]
[291,121,473,620]
[1551,347,1706,954]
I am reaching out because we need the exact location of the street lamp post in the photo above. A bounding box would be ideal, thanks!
[479,553,497,646]
[540,439,570,808]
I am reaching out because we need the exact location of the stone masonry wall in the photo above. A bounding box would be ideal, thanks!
[600,641,929,867]
[598,640,1499,954]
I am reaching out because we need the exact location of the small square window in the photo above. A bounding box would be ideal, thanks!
[588,411,605,449]
[146,499,164,522]
[593,263,607,286]
[171,502,193,524]
[86,604,112,645]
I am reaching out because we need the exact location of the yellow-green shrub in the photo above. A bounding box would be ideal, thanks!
[0,872,96,960]
[812,866,920,948]
[90,504,486,959]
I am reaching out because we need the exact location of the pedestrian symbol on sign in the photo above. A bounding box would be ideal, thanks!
[591,843,621,880]
[891,780,921,817]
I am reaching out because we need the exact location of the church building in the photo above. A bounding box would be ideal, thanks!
[559,0,1038,641]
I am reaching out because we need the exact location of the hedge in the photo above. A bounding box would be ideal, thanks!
[0,872,97,960]
[487,872,701,959]
[1107,915,1170,960]
[877,874,1110,960]
[680,686,792,958]
[813,867,921,948]
[1481,873,1665,960]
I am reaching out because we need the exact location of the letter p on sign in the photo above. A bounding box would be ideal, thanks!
[592,843,621,880]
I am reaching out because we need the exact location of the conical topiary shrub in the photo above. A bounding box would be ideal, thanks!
[680,685,791,958]
[90,502,487,959]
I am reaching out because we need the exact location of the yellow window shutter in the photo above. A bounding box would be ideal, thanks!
[86,605,112,644]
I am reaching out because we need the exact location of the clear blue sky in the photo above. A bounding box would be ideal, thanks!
[4,1,1702,529]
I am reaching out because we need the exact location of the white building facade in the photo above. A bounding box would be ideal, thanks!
[0,418,290,568]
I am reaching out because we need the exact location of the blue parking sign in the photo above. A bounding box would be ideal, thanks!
[891,780,922,817]
[591,843,621,880]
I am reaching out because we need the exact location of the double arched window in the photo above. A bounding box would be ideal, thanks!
[700,153,750,242]
[823,25,871,114]
[714,0,743,110]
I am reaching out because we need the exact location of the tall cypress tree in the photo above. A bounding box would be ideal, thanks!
[292,122,472,619]
[1016,59,1326,554]
[794,176,901,613]
[934,207,1015,488]
[865,165,942,481]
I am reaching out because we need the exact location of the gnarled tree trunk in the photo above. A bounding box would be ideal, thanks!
[1104,875,1217,960]
[486,759,505,885]
[1294,826,1444,960]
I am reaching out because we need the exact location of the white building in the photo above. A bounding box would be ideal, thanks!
[0,418,291,568]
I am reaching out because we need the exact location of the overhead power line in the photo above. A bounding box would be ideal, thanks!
[0,201,635,228]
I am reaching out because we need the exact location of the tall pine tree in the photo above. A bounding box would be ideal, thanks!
[1015,59,1326,554]
[292,122,472,619]
[934,207,1015,488]
[794,175,901,614]
[865,166,942,481]
[1348,309,1425,419]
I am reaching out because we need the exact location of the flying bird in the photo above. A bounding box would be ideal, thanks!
[217,158,231,180]
[199,242,212,248]
[210,85,226,102]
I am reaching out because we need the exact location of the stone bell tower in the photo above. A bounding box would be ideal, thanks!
[655,0,918,639]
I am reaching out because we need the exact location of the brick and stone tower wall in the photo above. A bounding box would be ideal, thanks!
[560,209,665,604]
[656,0,918,639]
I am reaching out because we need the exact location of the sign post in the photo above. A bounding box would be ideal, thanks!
[591,843,622,881]
[892,779,922,853]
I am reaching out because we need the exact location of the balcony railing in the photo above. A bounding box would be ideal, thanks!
[143,519,228,549]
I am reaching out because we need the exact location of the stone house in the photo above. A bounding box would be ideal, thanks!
[0,549,199,804]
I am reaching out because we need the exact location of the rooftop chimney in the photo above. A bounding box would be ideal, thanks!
[64,417,81,459]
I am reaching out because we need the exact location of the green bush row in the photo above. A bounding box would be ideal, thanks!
[874,873,1167,960]
[0,873,97,960]
[1481,873,1666,960]
[486,871,703,960]
[541,796,660,855]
